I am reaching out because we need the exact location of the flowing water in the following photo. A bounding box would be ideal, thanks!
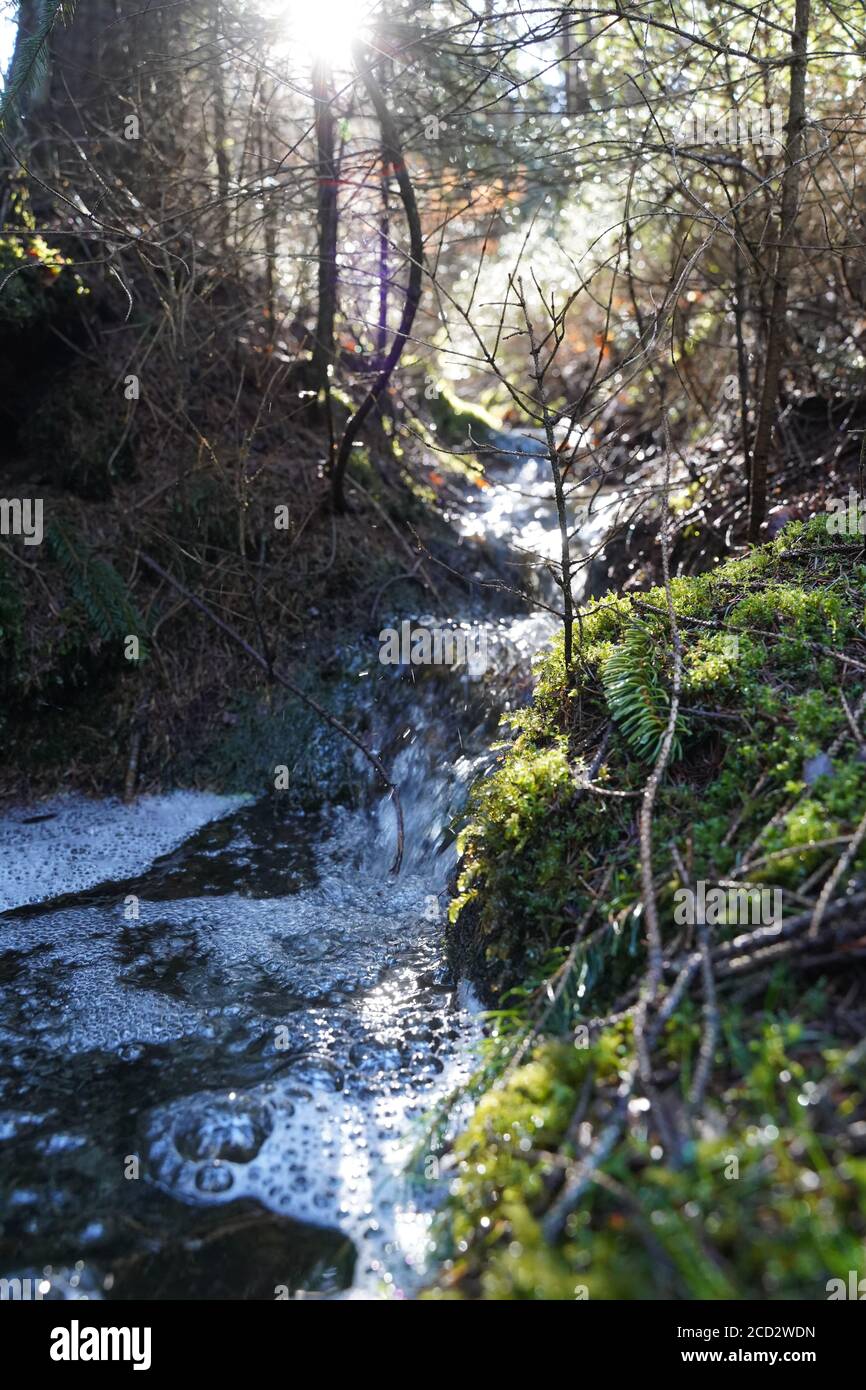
[0,439,610,1300]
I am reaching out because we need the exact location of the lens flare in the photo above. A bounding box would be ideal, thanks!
[270,0,370,67]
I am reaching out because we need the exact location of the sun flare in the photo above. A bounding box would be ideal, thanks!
[273,0,370,67]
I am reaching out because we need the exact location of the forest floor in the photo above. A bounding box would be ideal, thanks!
[0,381,521,803]
[431,514,866,1299]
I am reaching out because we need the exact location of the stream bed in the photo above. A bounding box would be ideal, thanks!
[0,439,608,1299]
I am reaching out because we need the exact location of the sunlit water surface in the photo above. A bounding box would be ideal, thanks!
[0,436,606,1299]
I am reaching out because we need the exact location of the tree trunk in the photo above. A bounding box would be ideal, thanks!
[376,61,391,369]
[330,41,424,513]
[258,81,277,348]
[310,59,339,395]
[747,0,810,542]
[212,4,231,256]
[560,6,591,115]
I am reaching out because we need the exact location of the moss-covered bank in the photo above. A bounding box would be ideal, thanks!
[431,518,866,1299]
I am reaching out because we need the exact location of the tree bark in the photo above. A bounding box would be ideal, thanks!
[376,65,391,369]
[212,4,231,256]
[330,40,424,513]
[747,0,810,542]
[560,4,593,116]
[310,59,339,395]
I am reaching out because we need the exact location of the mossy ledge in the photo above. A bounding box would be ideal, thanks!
[430,518,866,1300]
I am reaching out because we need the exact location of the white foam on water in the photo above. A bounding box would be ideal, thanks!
[0,847,483,1297]
[0,792,246,913]
[159,898,481,1297]
[0,450,589,1298]
[141,999,482,1299]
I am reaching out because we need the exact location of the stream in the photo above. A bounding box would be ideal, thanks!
[0,438,609,1299]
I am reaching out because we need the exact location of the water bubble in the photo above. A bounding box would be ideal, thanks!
[195,1163,234,1194]
[172,1093,274,1164]
[348,1041,405,1074]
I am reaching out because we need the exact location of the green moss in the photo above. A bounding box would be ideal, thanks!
[427,382,503,445]
[435,519,866,1298]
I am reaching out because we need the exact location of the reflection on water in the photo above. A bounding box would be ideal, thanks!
[0,432,602,1299]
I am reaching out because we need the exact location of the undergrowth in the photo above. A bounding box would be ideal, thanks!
[430,516,866,1299]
